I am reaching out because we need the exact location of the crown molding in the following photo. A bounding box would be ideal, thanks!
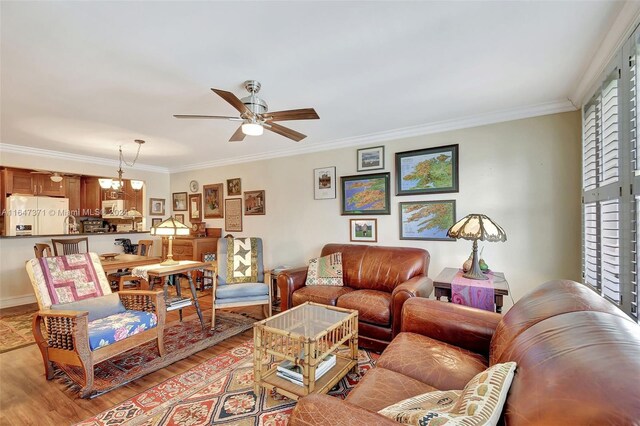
[169,99,576,173]
[0,143,170,174]
[571,2,640,106]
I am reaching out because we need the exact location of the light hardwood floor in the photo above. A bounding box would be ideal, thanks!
[0,290,265,426]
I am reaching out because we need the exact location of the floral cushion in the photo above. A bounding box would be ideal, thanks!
[305,253,343,286]
[88,311,157,351]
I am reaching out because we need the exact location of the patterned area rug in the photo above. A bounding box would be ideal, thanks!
[57,311,254,398]
[78,341,378,425]
[0,311,36,353]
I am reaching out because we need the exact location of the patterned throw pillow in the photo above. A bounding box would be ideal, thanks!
[378,362,516,426]
[305,253,343,286]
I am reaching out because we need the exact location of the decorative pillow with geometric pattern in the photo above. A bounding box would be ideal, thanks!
[378,362,517,426]
[305,252,343,286]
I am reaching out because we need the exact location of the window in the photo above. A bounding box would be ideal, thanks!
[582,24,639,321]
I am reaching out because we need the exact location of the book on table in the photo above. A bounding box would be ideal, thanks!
[276,354,336,385]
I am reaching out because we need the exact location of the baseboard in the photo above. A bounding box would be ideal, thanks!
[0,294,36,309]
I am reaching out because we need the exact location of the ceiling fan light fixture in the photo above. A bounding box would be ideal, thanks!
[242,122,263,136]
[49,173,63,183]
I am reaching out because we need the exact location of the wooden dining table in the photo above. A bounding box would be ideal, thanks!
[99,253,162,274]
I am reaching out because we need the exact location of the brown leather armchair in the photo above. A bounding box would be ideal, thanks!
[278,243,432,352]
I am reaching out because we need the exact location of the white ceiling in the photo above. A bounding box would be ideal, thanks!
[0,1,626,171]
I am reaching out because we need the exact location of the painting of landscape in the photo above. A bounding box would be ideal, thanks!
[395,144,458,195]
[400,200,456,240]
[341,173,390,215]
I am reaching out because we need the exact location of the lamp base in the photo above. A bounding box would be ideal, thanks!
[463,269,488,280]
[160,258,179,266]
[463,239,488,280]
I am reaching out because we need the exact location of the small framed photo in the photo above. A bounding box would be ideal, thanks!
[172,192,188,211]
[227,178,242,196]
[244,190,266,215]
[203,183,224,218]
[357,146,385,172]
[225,198,243,232]
[189,193,202,222]
[149,198,165,216]
[341,172,390,215]
[151,218,162,228]
[174,213,185,224]
[399,200,456,241]
[396,144,459,195]
[350,219,377,243]
[314,166,336,200]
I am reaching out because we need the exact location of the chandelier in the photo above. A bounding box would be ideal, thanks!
[99,139,145,191]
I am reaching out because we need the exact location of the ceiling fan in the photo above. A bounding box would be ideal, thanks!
[30,170,77,183]
[174,80,319,142]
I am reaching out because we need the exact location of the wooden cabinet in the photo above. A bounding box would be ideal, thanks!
[65,177,81,216]
[123,180,144,212]
[35,175,66,197]
[162,236,218,262]
[81,177,103,217]
[4,169,34,194]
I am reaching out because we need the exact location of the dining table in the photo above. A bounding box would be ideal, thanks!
[99,253,162,274]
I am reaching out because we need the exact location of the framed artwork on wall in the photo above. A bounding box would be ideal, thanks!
[357,146,385,172]
[174,213,185,224]
[227,178,241,196]
[340,172,390,215]
[313,166,336,200]
[188,193,202,222]
[203,183,224,218]
[151,218,162,228]
[225,198,243,231]
[172,192,188,211]
[399,200,456,241]
[395,144,459,195]
[350,218,377,242]
[149,198,165,216]
[244,190,266,215]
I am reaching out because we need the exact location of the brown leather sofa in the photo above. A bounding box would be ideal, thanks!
[278,243,432,352]
[289,280,640,425]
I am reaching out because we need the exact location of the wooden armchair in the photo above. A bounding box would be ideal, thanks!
[26,253,166,398]
[51,237,89,255]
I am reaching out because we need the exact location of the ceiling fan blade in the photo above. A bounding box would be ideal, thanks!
[174,114,243,121]
[229,126,246,142]
[265,122,306,142]
[263,108,319,122]
[211,88,251,116]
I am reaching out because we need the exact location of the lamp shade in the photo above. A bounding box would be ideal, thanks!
[130,180,144,190]
[150,217,191,236]
[98,178,113,189]
[447,214,507,242]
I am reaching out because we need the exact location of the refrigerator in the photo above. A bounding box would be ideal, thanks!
[5,195,70,236]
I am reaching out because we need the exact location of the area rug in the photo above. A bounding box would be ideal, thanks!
[0,310,36,353]
[57,311,254,398]
[77,341,378,425]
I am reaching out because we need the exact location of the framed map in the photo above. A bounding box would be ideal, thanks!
[340,172,390,215]
[399,200,456,241]
[395,144,459,195]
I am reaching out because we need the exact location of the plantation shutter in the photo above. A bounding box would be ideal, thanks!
[630,29,639,320]
[600,199,620,302]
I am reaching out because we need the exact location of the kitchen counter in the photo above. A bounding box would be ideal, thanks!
[0,230,151,239]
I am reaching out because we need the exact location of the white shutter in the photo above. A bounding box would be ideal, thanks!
[600,77,619,186]
[600,199,620,302]
[583,202,599,288]
[633,198,638,319]
[583,102,598,190]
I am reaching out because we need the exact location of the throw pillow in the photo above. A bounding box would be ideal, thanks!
[305,253,343,286]
[378,362,517,426]
[50,292,127,322]
[226,237,259,284]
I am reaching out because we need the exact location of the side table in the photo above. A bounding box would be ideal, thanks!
[433,267,509,313]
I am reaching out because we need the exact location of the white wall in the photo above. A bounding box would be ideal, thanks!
[0,150,170,307]
[170,111,582,310]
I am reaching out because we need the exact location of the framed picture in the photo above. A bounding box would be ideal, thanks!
[313,166,336,200]
[203,183,224,218]
[399,200,456,241]
[227,178,242,196]
[350,218,377,242]
[149,198,165,216]
[341,172,390,215]
[225,198,243,231]
[244,190,265,215]
[189,193,202,222]
[174,213,185,224]
[190,221,206,237]
[151,218,162,228]
[357,146,385,172]
[172,192,188,211]
[395,144,459,195]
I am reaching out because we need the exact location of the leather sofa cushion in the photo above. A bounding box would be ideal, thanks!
[346,367,438,413]
[337,289,391,326]
[377,332,488,390]
[292,285,354,307]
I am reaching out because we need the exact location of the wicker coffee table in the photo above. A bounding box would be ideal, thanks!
[253,302,359,400]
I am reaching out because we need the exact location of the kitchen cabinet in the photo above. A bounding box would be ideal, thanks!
[35,175,66,197]
[81,177,103,217]
[3,169,66,196]
[123,180,144,213]
[65,177,81,216]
